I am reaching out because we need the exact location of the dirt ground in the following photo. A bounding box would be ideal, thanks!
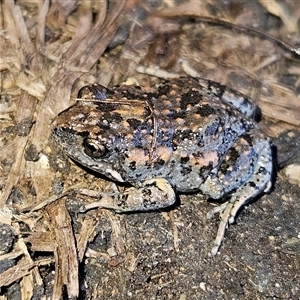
[1,1,300,299]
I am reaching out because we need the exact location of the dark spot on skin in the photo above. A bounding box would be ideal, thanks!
[144,93,158,104]
[169,160,176,168]
[166,110,186,119]
[96,123,111,130]
[180,90,202,110]
[241,133,253,147]
[99,112,123,126]
[197,141,204,147]
[118,193,129,207]
[228,147,239,162]
[158,83,171,95]
[207,80,226,96]
[219,147,239,174]
[240,118,254,131]
[153,159,165,168]
[180,165,192,175]
[194,134,204,147]
[258,166,267,174]
[192,151,201,157]
[129,161,136,170]
[199,162,213,177]
[144,181,159,188]
[196,104,216,117]
[127,118,142,130]
[110,112,123,123]
[173,129,192,142]
[180,156,190,163]
[95,103,118,112]
[142,188,152,197]
[248,181,256,188]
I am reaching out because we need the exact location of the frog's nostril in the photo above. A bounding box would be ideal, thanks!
[59,126,67,132]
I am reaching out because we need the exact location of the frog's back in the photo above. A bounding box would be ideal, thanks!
[115,78,257,191]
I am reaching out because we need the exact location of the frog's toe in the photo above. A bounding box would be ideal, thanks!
[206,202,227,219]
[264,180,272,193]
[209,201,235,255]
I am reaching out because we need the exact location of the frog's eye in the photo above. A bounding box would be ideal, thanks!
[83,138,107,158]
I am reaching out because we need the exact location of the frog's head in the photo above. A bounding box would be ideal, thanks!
[51,102,128,183]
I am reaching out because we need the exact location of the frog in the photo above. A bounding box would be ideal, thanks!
[51,77,273,255]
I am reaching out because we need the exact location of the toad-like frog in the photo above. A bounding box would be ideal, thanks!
[52,77,273,255]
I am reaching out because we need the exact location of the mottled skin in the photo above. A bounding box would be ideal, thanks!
[52,77,273,255]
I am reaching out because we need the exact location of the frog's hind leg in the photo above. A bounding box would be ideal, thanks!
[207,136,273,256]
[199,78,257,118]
[78,178,176,213]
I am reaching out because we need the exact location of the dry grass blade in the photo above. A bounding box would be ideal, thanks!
[76,218,98,262]
[43,198,79,299]
[36,0,50,48]
[0,93,37,209]
[3,1,34,65]
[0,258,52,287]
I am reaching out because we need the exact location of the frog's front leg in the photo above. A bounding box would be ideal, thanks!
[204,130,273,255]
[79,178,176,213]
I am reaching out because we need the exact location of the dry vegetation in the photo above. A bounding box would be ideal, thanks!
[1,1,300,299]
